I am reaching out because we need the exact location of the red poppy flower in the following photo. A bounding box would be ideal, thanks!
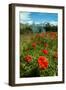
[50,32,56,36]
[38,56,48,69]
[26,48,30,51]
[50,32,57,39]
[24,55,32,62]
[40,32,44,38]
[44,43,48,47]
[32,43,36,48]
[42,49,48,55]
[36,33,40,38]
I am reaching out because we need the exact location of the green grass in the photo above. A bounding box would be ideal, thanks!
[20,32,58,77]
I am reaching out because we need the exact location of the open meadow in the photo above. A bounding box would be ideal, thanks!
[20,31,58,77]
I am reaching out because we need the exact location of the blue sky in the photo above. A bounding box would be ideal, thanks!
[20,12,58,25]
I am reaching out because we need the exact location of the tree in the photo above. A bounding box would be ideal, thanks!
[44,23,58,32]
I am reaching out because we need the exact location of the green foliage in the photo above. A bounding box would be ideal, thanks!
[20,32,58,77]
[44,23,58,32]
[20,23,32,34]
[20,23,58,35]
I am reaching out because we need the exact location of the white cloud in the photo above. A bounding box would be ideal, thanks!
[28,21,33,24]
[20,20,33,25]
[34,22,40,24]
[20,12,32,24]
[50,21,58,26]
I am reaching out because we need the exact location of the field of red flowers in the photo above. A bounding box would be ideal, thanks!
[20,32,58,77]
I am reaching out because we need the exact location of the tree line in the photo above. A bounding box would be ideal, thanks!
[20,23,58,34]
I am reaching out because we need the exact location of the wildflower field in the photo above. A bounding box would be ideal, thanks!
[20,31,58,77]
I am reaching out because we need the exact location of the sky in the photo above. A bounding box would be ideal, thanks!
[19,12,58,25]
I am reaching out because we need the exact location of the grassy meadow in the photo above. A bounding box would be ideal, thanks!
[20,26,58,77]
